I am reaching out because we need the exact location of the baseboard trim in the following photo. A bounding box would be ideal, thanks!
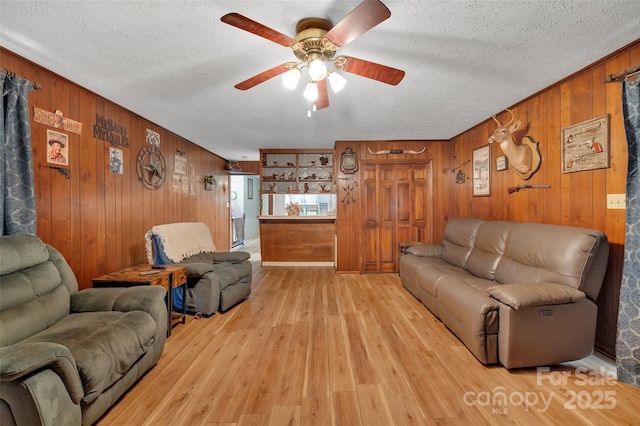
[261,261,334,267]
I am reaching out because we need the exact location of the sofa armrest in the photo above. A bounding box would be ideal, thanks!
[212,251,250,263]
[404,244,444,258]
[184,262,215,278]
[487,282,585,310]
[71,286,166,315]
[0,342,84,404]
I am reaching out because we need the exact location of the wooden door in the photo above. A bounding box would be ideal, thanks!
[363,163,430,273]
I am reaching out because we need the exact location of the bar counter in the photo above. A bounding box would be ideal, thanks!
[258,216,336,266]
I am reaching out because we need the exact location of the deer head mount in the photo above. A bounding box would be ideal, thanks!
[488,109,541,181]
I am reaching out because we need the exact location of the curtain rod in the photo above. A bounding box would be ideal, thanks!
[604,64,640,83]
[2,68,43,90]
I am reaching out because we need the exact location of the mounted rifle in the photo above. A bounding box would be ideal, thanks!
[508,184,550,194]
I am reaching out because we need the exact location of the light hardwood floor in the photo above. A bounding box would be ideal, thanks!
[97,264,640,425]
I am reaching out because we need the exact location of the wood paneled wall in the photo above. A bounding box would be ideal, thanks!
[2,48,231,290]
[450,40,640,357]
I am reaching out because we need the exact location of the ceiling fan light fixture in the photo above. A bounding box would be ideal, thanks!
[282,68,302,89]
[328,71,347,93]
[308,59,328,81]
[303,81,319,101]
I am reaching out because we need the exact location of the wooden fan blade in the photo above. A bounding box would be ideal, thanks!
[323,0,391,48]
[234,63,291,90]
[336,56,405,85]
[315,79,329,110]
[221,13,298,47]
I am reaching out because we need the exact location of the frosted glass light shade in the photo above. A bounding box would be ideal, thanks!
[303,81,318,101]
[328,71,347,93]
[281,68,301,89]
[308,59,328,81]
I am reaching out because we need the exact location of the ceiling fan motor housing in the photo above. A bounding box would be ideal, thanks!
[292,18,337,62]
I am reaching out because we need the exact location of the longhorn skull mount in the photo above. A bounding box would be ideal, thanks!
[367,147,426,155]
[488,109,541,181]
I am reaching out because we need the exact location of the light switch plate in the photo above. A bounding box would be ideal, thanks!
[607,194,626,209]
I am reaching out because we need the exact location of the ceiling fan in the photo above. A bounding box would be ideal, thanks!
[220,0,405,111]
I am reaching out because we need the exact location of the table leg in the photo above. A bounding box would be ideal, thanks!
[166,275,173,337]
[181,280,187,324]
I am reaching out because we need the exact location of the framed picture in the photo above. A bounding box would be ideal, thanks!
[247,178,254,199]
[496,155,508,171]
[109,147,123,174]
[174,154,187,175]
[562,114,610,173]
[145,129,160,146]
[46,129,69,166]
[472,145,491,197]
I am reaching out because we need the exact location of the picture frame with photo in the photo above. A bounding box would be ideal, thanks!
[174,154,187,175]
[46,129,69,166]
[109,147,123,174]
[561,114,610,173]
[473,144,491,197]
[495,155,509,171]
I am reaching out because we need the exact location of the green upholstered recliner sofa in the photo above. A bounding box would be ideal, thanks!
[0,234,167,425]
[145,222,252,315]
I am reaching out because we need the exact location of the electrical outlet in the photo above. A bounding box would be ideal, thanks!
[607,194,626,209]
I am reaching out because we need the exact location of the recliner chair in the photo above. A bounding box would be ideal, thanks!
[0,234,167,425]
[145,222,252,315]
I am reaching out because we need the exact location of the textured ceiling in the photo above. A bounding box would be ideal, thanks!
[2,1,639,161]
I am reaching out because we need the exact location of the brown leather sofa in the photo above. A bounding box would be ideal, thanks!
[399,218,609,369]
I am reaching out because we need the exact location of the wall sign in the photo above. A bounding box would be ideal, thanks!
[33,108,83,135]
[137,145,165,190]
[93,114,129,148]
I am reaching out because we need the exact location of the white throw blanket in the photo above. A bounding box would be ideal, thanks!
[145,222,217,264]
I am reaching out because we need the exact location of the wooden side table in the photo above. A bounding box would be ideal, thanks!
[92,264,188,337]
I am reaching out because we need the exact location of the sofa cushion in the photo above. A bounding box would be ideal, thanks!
[213,262,250,291]
[415,258,476,301]
[495,223,608,300]
[0,234,50,275]
[0,262,71,347]
[442,218,484,268]
[22,311,156,404]
[465,221,515,280]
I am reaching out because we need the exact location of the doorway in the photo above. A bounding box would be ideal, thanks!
[230,175,260,248]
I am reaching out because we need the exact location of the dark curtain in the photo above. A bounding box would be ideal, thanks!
[1,71,36,235]
[616,77,640,387]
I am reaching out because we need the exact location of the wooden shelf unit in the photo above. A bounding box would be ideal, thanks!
[260,149,334,195]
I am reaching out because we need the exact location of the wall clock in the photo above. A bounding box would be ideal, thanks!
[340,146,358,174]
[137,145,166,190]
